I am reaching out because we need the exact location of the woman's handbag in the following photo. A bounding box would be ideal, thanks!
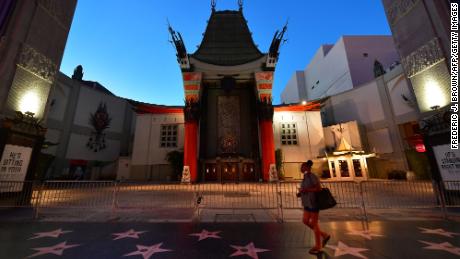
[316,188,337,210]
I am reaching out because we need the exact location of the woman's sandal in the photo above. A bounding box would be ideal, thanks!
[308,247,323,255]
[322,235,331,248]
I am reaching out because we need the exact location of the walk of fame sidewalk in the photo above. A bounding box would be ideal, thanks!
[1,220,459,258]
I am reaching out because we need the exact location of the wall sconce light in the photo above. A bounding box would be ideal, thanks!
[19,91,40,115]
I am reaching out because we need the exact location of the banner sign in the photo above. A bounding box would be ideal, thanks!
[433,144,460,190]
[0,144,32,192]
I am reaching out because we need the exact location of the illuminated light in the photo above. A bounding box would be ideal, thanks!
[424,79,449,109]
[415,143,426,153]
[19,91,40,115]
[301,100,307,105]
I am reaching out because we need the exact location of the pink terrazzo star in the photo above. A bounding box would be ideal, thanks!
[229,242,270,259]
[419,240,460,256]
[29,228,72,240]
[189,229,222,241]
[112,229,147,240]
[27,241,80,258]
[124,242,172,259]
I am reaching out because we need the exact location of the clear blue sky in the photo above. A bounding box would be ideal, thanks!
[60,0,392,105]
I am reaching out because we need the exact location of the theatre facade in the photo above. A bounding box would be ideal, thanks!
[129,6,326,182]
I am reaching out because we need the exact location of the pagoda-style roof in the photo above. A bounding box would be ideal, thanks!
[192,10,265,66]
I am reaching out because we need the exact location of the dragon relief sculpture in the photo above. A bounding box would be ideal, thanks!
[87,102,112,152]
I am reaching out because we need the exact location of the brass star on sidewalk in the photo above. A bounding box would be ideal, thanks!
[27,241,80,258]
[346,229,384,240]
[229,242,269,259]
[29,228,72,240]
[326,241,369,259]
[418,227,460,238]
[124,242,172,259]
[419,240,460,256]
[112,229,147,240]
[189,229,222,241]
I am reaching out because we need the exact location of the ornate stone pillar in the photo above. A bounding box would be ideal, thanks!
[181,72,201,183]
[255,72,277,182]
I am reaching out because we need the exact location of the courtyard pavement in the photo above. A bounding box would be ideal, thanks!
[1,220,460,259]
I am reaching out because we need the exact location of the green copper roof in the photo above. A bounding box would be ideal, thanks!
[192,10,264,66]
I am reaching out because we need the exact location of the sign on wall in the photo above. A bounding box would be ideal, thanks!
[0,144,32,192]
[433,144,460,190]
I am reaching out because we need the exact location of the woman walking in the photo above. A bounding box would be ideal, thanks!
[298,160,331,254]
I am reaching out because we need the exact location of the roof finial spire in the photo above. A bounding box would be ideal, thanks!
[211,0,216,12]
[238,0,243,11]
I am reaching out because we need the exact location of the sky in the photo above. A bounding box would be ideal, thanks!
[60,0,392,105]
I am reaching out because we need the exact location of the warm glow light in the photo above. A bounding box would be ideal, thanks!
[19,91,40,115]
[301,100,307,105]
[424,79,448,109]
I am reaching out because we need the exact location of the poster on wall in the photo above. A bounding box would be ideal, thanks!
[432,144,460,191]
[0,144,33,192]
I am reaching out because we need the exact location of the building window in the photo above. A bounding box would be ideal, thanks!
[160,124,178,148]
[280,123,298,145]
[330,161,337,178]
[353,159,363,177]
[339,160,350,177]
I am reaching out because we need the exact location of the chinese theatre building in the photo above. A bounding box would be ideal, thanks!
[130,3,325,182]
[172,3,287,183]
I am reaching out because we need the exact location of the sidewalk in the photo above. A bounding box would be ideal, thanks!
[1,220,459,258]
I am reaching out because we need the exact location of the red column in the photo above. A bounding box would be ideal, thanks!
[259,120,275,181]
[183,121,198,182]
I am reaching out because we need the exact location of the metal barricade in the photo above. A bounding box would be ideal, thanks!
[37,181,115,208]
[0,181,40,208]
[197,183,278,210]
[279,181,361,209]
[115,182,197,209]
[440,181,460,207]
[360,180,437,209]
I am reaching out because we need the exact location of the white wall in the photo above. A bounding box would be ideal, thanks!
[47,81,71,122]
[131,113,185,165]
[328,80,385,124]
[73,87,126,134]
[386,74,417,117]
[273,111,325,162]
[323,121,363,151]
[42,129,61,156]
[66,133,121,161]
[343,36,400,87]
[281,72,301,104]
[304,41,353,101]
[367,128,394,154]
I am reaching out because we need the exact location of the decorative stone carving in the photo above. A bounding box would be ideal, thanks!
[401,38,445,78]
[218,96,240,154]
[18,44,57,82]
[268,164,278,182]
[38,0,72,28]
[385,0,420,25]
[419,108,451,135]
[257,98,274,121]
[181,166,191,183]
[86,103,112,152]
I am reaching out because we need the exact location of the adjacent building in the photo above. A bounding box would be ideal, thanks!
[281,36,400,104]
[42,68,136,179]
[0,0,77,184]
[380,0,456,184]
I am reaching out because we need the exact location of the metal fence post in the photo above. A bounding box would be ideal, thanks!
[276,181,284,223]
[33,181,44,220]
[111,181,118,219]
[359,181,368,222]
[435,181,448,220]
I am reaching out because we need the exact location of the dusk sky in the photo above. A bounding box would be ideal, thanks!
[60,0,392,105]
